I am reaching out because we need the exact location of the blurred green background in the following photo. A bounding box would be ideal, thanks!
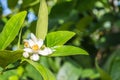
[0,0,120,80]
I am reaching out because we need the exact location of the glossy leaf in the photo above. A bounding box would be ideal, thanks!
[36,0,48,40]
[25,64,42,80]
[46,31,75,47]
[0,11,27,50]
[0,50,23,68]
[95,59,112,80]
[25,59,56,80]
[50,45,88,57]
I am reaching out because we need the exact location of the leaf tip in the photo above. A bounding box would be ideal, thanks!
[82,50,89,55]
[21,11,27,15]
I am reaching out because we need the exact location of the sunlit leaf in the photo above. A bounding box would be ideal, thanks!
[46,31,75,47]
[36,0,48,40]
[0,50,23,68]
[50,45,88,57]
[9,75,19,80]
[0,11,27,50]
[24,59,56,80]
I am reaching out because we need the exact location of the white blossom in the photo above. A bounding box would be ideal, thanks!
[39,47,53,56]
[23,52,29,58]
[23,33,53,61]
[30,54,40,61]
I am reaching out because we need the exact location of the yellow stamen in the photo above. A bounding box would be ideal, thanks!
[32,44,39,51]
[24,42,29,47]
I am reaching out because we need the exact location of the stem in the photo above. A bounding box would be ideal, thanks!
[0,60,26,73]
[17,28,22,49]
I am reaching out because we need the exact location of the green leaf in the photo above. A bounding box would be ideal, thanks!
[46,31,75,47]
[76,0,96,12]
[57,62,82,80]
[24,59,56,80]
[0,68,17,80]
[0,50,23,68]
[95,59,112,80]
[81,69,100,79]
[0,11,27,50]
[76,16,93,31]
[25,64,42,80]
[8,0,18,8]
[36,0,48,40]
[50,45,88,57]
[21,0,39,8]
[58,22,74,30]
[49,2,73,18]
[104,50,120,80]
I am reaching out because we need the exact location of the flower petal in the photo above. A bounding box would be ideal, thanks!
[23,52,29,58]
[37,39,44,48]
[31,33,37,42]
[24,48,33,53]
[39,47,53,56]
[23,39,29,42]
[30,54,40,61]
[28,39,35,47]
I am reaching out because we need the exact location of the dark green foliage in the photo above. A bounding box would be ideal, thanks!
[0,0,120,80]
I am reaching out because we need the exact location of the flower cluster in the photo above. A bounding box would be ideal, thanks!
[23,33,53,61]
